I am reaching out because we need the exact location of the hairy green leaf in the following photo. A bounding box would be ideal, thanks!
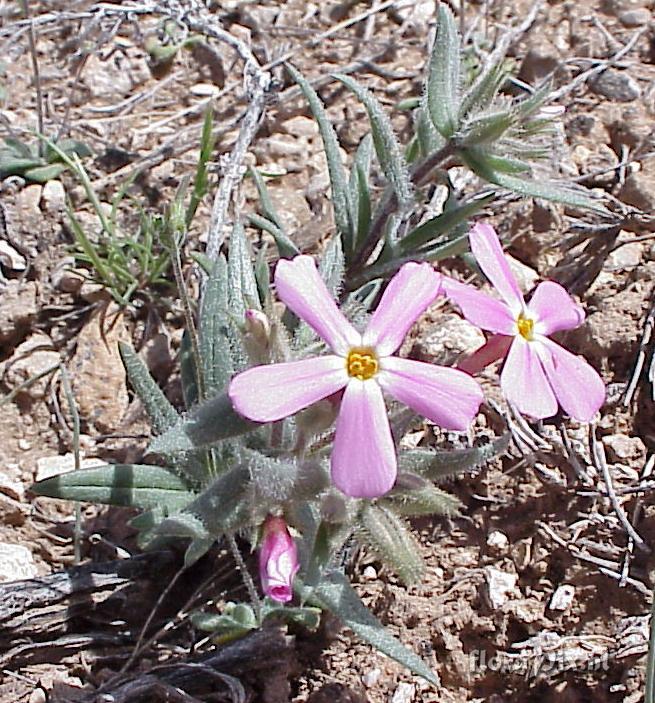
[119,342,179,434]
[359,505,425,585]
[287,63,353,249]
[199,255,234,396]
[299,571,439,685]
[399,434,510,481]
[31,464,194,511]
[400,193,494,254]
[336,74,413,211]
[148,391,256,454]
[427,4,461,138]
[382,482,462,517]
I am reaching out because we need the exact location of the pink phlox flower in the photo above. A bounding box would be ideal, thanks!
[442,223,605,422]
[259,515,299,603]
[228,255,483,498]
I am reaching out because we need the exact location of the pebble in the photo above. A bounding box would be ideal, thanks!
[35,453,105,482]
[362,565,378,581]
[618,8,651,26]
[0,542,38,581]
[484,566,518,609]
[0,240,26,271]
[41,179,66,213]
[487,530,510,553]
[361,668,381,688]
[391,682,416,703]
[590,70,641,102]
[549,584,575,611]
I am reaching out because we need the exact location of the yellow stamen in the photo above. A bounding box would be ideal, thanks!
[346,348,378,381]
[517,314,534,341]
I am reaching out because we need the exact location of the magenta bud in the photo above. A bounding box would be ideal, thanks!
[259,516,299,603]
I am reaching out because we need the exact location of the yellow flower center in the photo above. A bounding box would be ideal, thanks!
[346,348,379,381]
[517,314,535,341]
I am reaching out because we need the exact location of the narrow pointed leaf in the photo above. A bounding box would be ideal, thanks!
[31,464,195,511]
[228,221,261,319]
[286,63,353,249]
[381,483,462,517]
[427,4,461,138]
[199,255,234,396]
[359,505,425,585]
[119,341,179,434]
[148,391,256,454]
[399,193,494,254]
[298,571,439,686]
[398,434,510,481]
[249,213,300,258]
[336,74,413,211]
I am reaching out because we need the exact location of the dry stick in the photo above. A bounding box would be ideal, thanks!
[624,282,655,405]
[59,366,83,565]
[590,425,650,553]
[548,26,646,102]
[19,0,45,153]
[227,534,261,622]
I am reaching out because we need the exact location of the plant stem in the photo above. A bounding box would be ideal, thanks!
[60,366,82,564]
[227,533,261,622]
[20,0,44,156]
[348,142,455,276]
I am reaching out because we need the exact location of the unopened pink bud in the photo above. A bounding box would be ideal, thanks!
[259,516,299,603]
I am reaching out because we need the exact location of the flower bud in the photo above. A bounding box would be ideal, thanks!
[244,309,271,346]
[259,516,299,603]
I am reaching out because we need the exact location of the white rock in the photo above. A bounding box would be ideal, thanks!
[189,82,220,97]
[362,668,381,688]
[362,565,378,581]
[484,566,518,609]
[391,682,416,703]
[41,179,66,213]
[0,543,37,581]
[549,584,575,611]
[0,471,25,501]
[0,241,26,271]
[35,454,105,482]
[487,530,509,552]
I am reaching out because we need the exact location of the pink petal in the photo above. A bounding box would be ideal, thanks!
[500,338,557,419]
[457,334,513,375]
[377,357,483,431]
[469,223,524,314]
[275,256,360,355]
[362,262,441,356]
[536,338,605,422]
[442,277,516,335]
[229,356,348,422]
[331,380,396,498]
[528,280,585,335]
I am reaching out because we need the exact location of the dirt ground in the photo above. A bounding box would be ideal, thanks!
[1,0,655,701]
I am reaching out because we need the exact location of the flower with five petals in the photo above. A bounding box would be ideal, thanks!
[228,256,483,498]
[443,223,605,422]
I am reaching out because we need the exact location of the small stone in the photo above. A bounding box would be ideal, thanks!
[15,184,43,227]
[35,453,105,482]
[607,242,642,270]
[391,682,416,703]
[618,8,651,26]
[590,70,641,102]
[549,584,575,611]
[0,543,38,581]
[0,471,24,501]
[189,82,220,97]
[0,279,38,344]
[362,565,378,581]
[1,332,59,398]
[417,314,486,366]
[41,179,66,213]
[282,116,319,139]
[361,668,381,688]
[487,530,510,553]
[51,259,85,294]
[18,439,31,450]
[0,240,26,270]
[602,433,646,463]
[29,689,47,703]
[619,170,655,212]
[79,281,111,303]
[506,254,539,293]
[484,566,518,609]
